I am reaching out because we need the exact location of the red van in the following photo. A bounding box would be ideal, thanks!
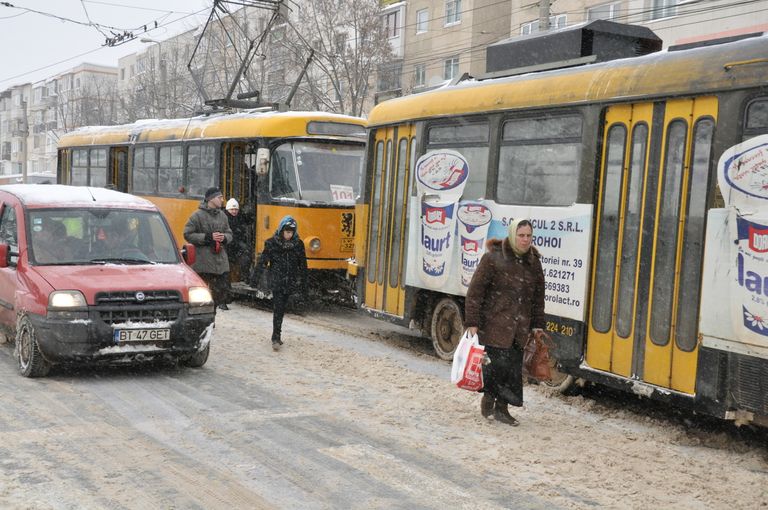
[0,184,215,377]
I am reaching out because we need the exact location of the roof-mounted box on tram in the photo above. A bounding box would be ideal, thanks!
[483,19,662,79]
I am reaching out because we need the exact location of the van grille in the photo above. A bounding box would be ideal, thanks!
[95,290,182,325]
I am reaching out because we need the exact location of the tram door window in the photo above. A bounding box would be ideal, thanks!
[364,125,414,315]
[587,98,717,394]
[112,147,128,191]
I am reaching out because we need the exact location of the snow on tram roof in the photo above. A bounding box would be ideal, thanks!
[0,184,156,209]
[63,110,364,137]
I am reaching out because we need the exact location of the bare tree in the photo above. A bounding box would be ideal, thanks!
[57,75,119,131]
[279,0,392,116]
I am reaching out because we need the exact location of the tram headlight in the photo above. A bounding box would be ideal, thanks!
[307,236,321,253]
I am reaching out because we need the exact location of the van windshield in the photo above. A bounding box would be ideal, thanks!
[28,209,179,265]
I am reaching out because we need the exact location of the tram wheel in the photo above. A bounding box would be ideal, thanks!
[430,297,464,361]
[542,359,576,394]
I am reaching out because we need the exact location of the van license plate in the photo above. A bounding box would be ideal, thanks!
[114,328,170,343]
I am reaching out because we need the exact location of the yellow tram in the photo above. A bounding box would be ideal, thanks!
[58,110,366,293]
[351,33,768,425]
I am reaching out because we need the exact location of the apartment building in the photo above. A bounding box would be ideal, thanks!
[0,64,117,184]
[377,0,768,102]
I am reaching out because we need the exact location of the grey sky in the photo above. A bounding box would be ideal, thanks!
[0,0,213,87]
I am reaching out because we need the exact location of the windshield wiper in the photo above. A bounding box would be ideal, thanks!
[87,257,153,265]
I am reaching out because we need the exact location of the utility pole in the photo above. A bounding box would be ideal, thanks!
[539,0,551,31]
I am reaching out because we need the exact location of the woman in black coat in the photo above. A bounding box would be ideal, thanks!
[252,215,307,350]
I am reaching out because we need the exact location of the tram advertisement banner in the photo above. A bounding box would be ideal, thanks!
[407,151,592,322]
[712,134,768,349]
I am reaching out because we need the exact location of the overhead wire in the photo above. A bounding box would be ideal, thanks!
[0,5,210,86]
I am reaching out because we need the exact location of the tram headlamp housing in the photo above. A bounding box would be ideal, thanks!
[308,237,321,253]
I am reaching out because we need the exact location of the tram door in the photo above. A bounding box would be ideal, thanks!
[222,142,254,280]
[364,124,414,316]
[111,147,129,191]
[587,98,717,394]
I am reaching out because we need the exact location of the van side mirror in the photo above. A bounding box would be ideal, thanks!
[181,243,196,266]
[256,148,270,176]
[0,244,7,268]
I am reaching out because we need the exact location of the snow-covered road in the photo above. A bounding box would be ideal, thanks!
[0,302,765,509]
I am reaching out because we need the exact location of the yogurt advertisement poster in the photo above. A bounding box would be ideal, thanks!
[718,134,768,345]
[407,149,593,322]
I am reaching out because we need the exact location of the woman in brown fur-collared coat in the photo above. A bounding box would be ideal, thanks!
[464,218,548,426]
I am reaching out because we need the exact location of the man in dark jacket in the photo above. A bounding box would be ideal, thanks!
[183,187,233,310]
[252,215,307,350]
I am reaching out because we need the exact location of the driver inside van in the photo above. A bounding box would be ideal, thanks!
[32,219,70,264]
[91,217,147,261]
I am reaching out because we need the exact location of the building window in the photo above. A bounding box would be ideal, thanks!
[445,0,461,25]
[650,0,678,20]
[444,57,459,81]
[587,2,622,21]
[520,14,567,35]
[384,11,399,38]
[120,68,125,80]
[414,63,426,88]
[377,62,402,92]
[416,9,428,33]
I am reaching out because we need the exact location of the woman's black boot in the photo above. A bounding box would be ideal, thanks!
[493,401,519,426]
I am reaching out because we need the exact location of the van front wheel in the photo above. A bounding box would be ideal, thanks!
[182,344,210,368]
[16,316,50,378]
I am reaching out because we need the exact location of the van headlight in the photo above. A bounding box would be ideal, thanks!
[189,287,213,304]
[47,290,88,319]
[49,290,87,308]
[188,286,214,315]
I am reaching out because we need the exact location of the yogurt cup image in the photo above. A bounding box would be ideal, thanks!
[718,134,768,345]
[415,150,470,288]
[457,202,492,288]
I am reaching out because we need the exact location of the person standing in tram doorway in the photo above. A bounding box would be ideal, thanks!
[464,218,549,426]
[251,215,307,351]
[184,187,233,311]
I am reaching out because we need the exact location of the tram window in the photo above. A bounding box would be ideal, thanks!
[745,98,768,139]
[72,149,88,186]
[650,120,688,346]
[133,147,157,193]
[389,138,409,288]
[378,140,393,285]
[676,118,714,352]
[428,124,488,144]
[89,149,107,188]
[367,141,384,285]
[591,124,627,333]
[270,145,300,200]
[426,121,489,200]
[295,142,362,203]
[187,144,216,197]
[498,115,582,206]
[158,146,183,194]
[270,141,363,203]
[615,123,649,339]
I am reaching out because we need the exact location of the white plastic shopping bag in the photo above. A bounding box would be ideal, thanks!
[450,331,485,391]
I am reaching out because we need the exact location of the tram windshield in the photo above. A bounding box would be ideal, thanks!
[270,141,364,204]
